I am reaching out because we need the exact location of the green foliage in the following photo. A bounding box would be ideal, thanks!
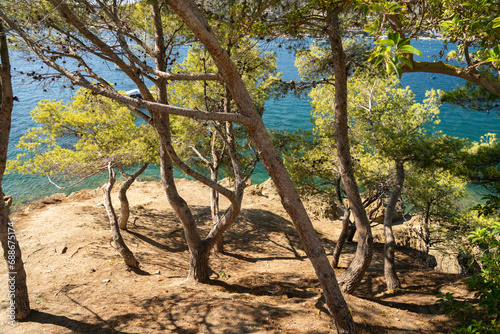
[437,210,496,256]
[465,134,500,187]
[438,0,500,61]
[368,31,423,78]
[278,66,467,215]
[437,221,500,334]
[271,128,330,196]
[127,0,191,44]
[345,72,441,159]
[170,40,280,112]
[462,134,500,216]
[405,167,467,222]
[441,81,500,113]
[295,40,333,82]
[483,45,500,69]
[219,270,231,280]
[7,88,158,185]
[295,39,374,82]
[363,0,500,72]
[310,70,450,184]
[473,185,500,217]
[168,40,280,178]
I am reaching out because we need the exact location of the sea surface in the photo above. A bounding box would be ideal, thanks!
[4,38,500,207]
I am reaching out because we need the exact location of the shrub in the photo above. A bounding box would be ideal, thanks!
[437,221,500,333]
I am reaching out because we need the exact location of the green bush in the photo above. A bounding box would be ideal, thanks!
[437,221,500,333]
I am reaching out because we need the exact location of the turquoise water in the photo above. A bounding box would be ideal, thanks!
[4,39,500,207]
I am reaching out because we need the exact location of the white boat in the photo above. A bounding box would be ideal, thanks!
[126,89,142,99]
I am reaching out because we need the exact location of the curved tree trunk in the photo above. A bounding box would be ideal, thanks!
[0,22,30,321]
[102,164,139,269]
[118,163,149,230]
[346,225,356,242]
[165,2,357,332]
[156,128,211,282]
[210,142,223,253]
[332,177,352,268]
[150,1,215,282]
[327,13,373,294]
[211,189,224,253]
[213,219,224,253]
[154,110,245,281]
[153,105,212,282]
[332,209,352,269]
[155,113,243,282]
[384,161,404,291]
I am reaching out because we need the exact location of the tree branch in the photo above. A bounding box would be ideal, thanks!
[47,168,104,190]
[404,61,500,97]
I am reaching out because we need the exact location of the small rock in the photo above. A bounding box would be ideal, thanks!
[154,270,161,275]
[103,279,110,283]
[61,246,68,254]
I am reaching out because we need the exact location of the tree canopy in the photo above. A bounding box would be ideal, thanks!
[7,88,158,187]
[2,0,500,332]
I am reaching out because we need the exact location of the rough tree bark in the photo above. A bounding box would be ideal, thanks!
[0,21,30,321]
[146,0,209,282]
[326,12,373,294]
[154,110,244,282]
[165,1,357,332]
[102,163,139,269]
[1,1,357,331]
[117,163,149,230]
[151,0,253,281]
[383,161,404,291]
[150,0,221,281]
[154,111,213,282]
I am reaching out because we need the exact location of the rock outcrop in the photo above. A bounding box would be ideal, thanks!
[385,216,464,274]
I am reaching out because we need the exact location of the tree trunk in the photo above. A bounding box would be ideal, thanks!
[210,141,224,253]
[150,2,214,281]
[117,182,130,231]
[0,22,30,322]
[102,164,139,268]
[213,216,224,253]
[210,184,224,253]
[0,198,30,322]
[210,180,224,254]
[346,225,356,242]
[157,132,212,280]
[332,177,351,268]
[327,13,373,294]
[332,210,352,269]
[118,163,148,230]
[384,161,404,291]
[165,2,357,332]
[154,112,212,279]
[188,245,211,282]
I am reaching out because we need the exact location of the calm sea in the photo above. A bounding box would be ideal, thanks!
[4,38,500,207]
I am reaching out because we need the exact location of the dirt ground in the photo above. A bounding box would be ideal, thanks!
[0,179,471,333]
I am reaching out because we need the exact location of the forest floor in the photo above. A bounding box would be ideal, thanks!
[0,179,472,333]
